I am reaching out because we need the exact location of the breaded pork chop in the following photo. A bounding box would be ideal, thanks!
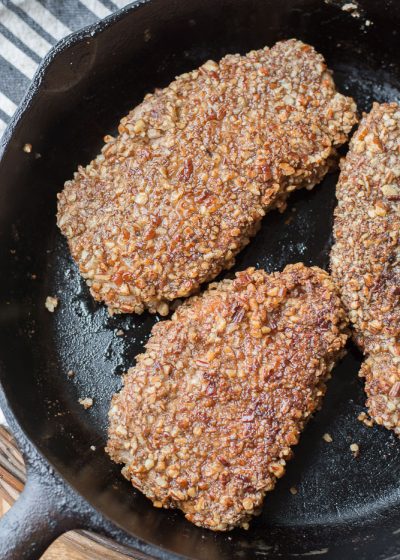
[107,264,348,530]
[331,103,400,436]
[57,39,357,315]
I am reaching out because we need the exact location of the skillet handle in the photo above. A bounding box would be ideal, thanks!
[0,466,78,560]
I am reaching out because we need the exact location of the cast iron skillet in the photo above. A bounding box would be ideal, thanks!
[0,0,400,558]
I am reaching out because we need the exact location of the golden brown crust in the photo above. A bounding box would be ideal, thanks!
[331,102,400,435]
[106,264,348,530]
[57,39,357,315]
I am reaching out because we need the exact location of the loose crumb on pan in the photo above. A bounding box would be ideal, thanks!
[358,411,374,427]
[90,445,96,451]
[290,487,298,495]
[342,1,357,8]
[23,143,32,153]
[67,370,75,379]
[116,329,124,336]
[342,2,360,17]
[107,263,348,531]
[350,443,360,457]
[79,397,93,409]
[45,296,58,312]
[57,39,357,316]
[322,433,333,443]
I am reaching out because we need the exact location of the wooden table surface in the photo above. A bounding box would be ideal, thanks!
[0,426,137,559]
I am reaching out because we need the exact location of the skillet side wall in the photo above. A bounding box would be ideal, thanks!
[0,1,400,559]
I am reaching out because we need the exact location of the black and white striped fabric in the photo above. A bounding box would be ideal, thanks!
[0,0,132,139]
[0,0,131,424]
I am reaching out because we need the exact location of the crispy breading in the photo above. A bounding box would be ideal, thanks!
[331,102,400,435]
[57,39,357,315]
[107,264,348,530]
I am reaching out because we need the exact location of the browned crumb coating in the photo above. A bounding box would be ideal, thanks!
[331,102,400,436]
[57,39,357,315]
[106,264,348,530]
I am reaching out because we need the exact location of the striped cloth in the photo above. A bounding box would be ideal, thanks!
[0,0,132,139]
[0,0,132,425]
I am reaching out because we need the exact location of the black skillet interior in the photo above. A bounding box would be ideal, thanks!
[1,0,400,558]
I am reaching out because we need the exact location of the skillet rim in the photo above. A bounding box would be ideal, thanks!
[0,0,151,161]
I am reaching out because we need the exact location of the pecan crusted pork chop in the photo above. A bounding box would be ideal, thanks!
[107,264,348,530]
[331,103,400,436]
[57,39,357,315]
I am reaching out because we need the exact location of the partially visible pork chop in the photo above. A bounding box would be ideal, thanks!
[331,102,400,435]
